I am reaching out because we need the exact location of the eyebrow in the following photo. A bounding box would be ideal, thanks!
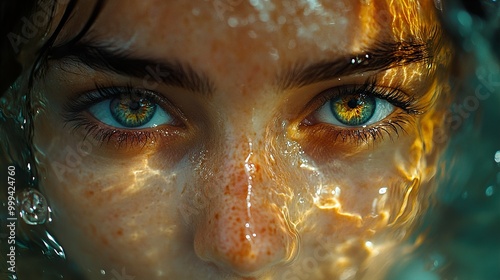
[277,38,434,90]
[47,41,215,95]
[46,31,438,95]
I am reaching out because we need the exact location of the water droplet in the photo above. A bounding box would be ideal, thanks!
[248,30,257,38]
[494,150,500,163]
[457,11,473,28]
[434,0,443,11]
[277,16,286,25]
[17,188,50,225]
[227,17,238,27]
[259,13,270,22]
[485,185,495,196]
[100,269,106,275]
[378,187,387,195]
[426,252,446,271]
[269,48,279,60]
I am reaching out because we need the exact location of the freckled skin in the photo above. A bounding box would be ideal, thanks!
[17,0,453,279]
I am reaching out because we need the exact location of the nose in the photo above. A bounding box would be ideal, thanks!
[193,142,296,277]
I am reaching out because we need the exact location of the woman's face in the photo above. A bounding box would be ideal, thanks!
[26,0,451,279]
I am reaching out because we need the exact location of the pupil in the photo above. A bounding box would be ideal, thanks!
[129,101,140,111]
[347,98,359,109]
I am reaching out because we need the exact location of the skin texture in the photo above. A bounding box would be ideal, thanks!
[5,0,452,279]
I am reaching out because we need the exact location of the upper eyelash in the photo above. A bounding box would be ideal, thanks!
[62,84,168,147]
[300,78,421,144]
[315,78,423,116]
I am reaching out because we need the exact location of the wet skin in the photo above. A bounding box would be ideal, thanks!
[17,0,453,279]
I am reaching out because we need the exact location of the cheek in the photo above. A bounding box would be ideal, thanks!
[33,116,185,275]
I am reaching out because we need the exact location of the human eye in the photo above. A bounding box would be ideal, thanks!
[301,80,421,144]
[63,85,183,147]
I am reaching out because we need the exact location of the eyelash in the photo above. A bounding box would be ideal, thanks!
[301,79,423,144]
[62,85,178,148]
[63,79,422,148]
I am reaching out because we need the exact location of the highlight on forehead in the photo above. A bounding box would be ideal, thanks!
[356,0,443,50]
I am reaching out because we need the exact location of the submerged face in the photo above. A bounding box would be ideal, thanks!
[17,0,451,279]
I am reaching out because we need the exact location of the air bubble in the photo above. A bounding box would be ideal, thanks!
[485,185,494,196]
[494,150,500,163]
[227,17,238,27]
[17,188,50,225]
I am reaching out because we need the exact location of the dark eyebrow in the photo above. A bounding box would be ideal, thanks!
[47,41,215,95]
[277,37,435,91]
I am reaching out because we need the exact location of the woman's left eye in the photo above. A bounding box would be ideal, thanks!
[314,93,394,127]
[88,91,173,129]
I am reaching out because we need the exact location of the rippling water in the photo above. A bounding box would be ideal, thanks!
[1,1,500,279]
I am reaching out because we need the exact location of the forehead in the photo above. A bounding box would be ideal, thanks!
[81,0,438,53]
[51,0,440,89]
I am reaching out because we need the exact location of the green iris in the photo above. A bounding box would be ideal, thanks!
[331,94,376,126]
[110,94,157,127]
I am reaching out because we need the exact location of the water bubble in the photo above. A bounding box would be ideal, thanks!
[485,185,495,196]
[277,16,286,25]
[494,150,500,163]
[17,188,50,225]
[426,252,446,272]
[434,0,443,11]
[269,48,280,60]
[457,11,473,28]
[248,30,257,38]
[227,17,239,27]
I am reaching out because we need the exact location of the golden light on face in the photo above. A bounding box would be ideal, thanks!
[15,0,455,279]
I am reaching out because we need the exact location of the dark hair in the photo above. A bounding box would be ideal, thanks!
[0,0,38,93]
[0,0,105,93]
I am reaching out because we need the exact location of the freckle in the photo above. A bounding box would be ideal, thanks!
[101,236,109,246]
[116,229,123,236]
[84,190,94,198]
[266,250,271,256]
[215,213,220,220]
[90,224,96,235]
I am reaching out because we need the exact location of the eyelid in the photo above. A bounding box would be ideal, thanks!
[63,84,187,127]
[61,85,189,148]
[301,78,421,125]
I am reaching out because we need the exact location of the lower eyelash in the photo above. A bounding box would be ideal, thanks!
[306,112,413,145]
[62,113,158,149]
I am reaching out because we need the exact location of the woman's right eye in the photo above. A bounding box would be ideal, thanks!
[88,91,174,129]
[63,86,183,146]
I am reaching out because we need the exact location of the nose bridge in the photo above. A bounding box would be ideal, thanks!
[193,135,296,276]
